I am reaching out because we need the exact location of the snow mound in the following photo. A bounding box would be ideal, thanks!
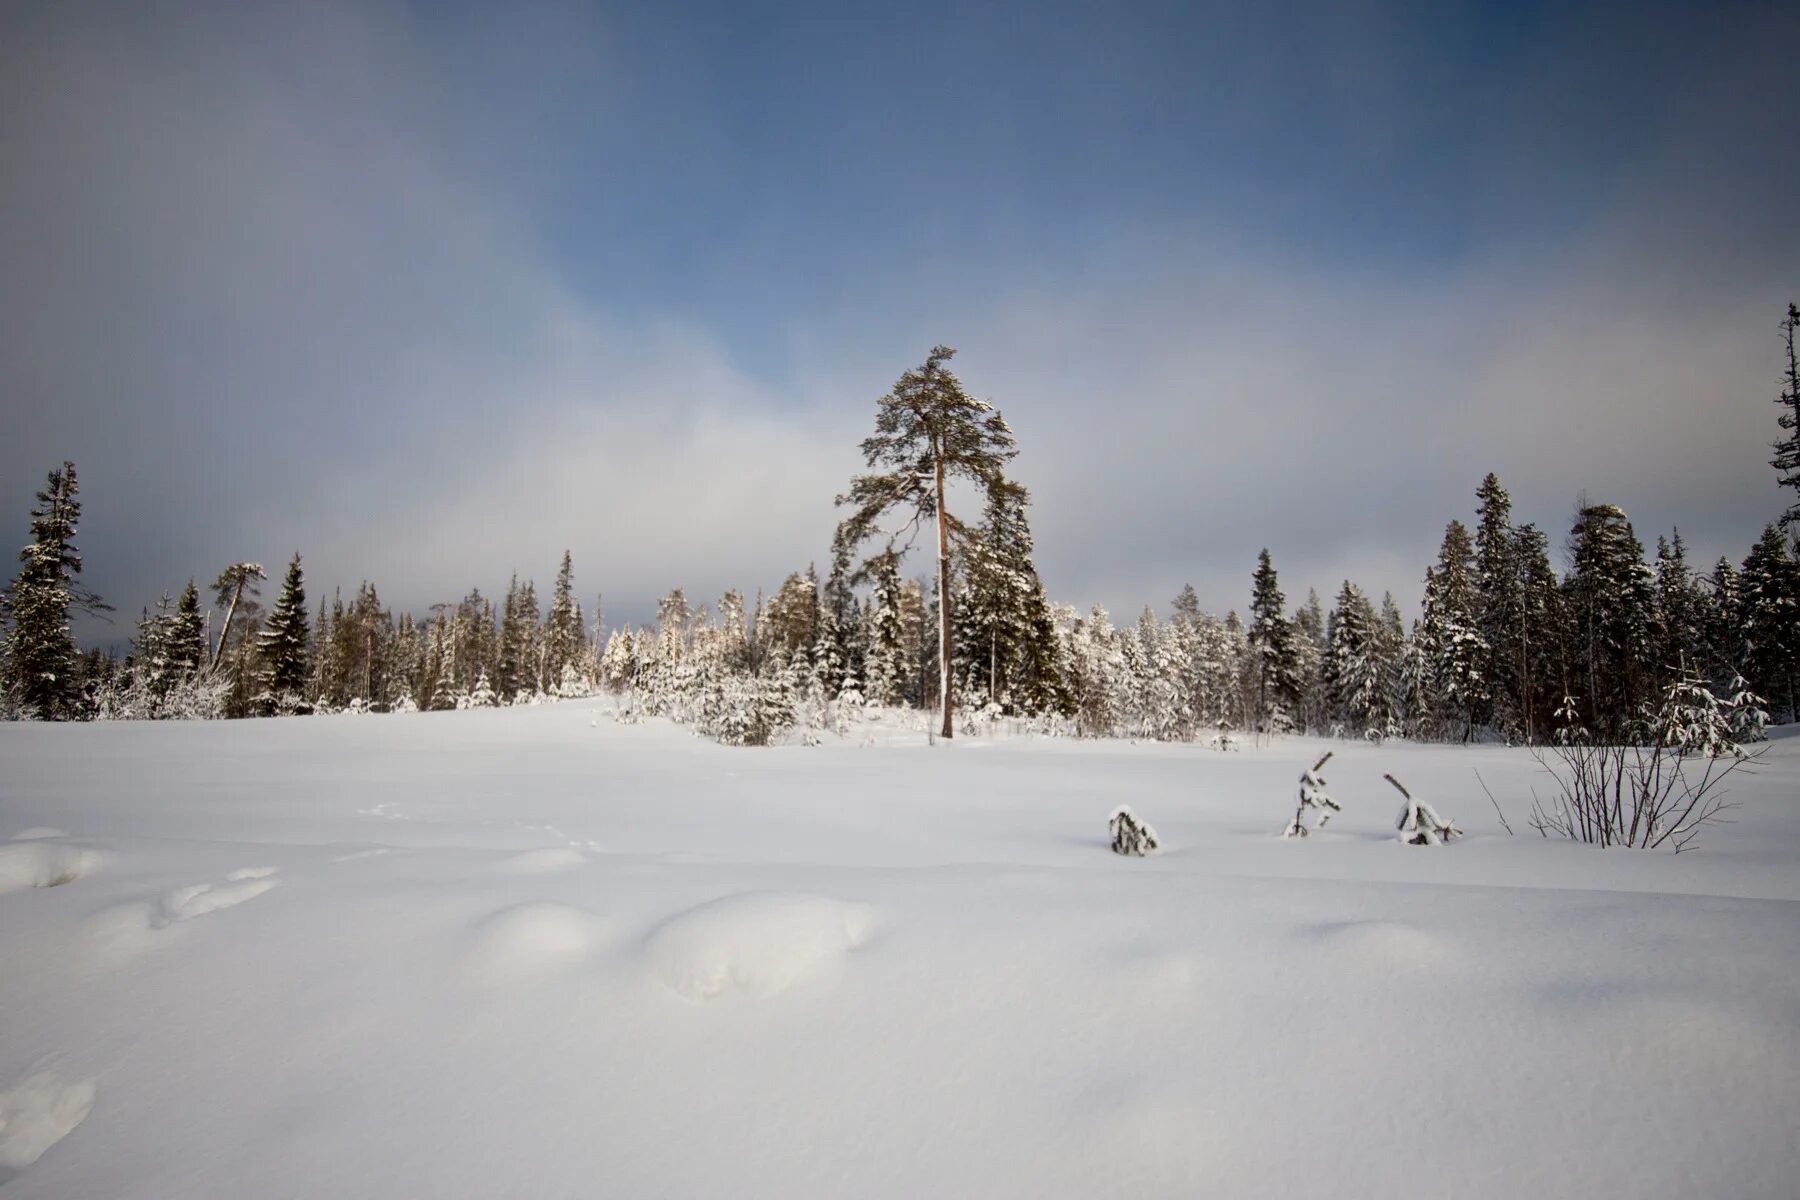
[494,847,588,875]
[9,828,68,841]
[642,892,876,1003]
[464,902,607,980]
[0,1072,96,1170]
[0,842,103,894]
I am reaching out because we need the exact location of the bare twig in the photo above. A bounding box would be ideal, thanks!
[1473,767,1514,836]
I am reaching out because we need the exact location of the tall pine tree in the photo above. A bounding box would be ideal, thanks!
[835,345,1018,738]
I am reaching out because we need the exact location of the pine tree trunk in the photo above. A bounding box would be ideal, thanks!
[936,447,953,740]
[212,582,245,676]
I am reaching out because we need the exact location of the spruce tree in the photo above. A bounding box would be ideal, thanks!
[1651,531,1707,690]
[954,477,1065,714]
[544,551,584,688]
[2,462,105,719]
[1772,304,1800,530]
[1292,588,1327,734]
[1424,520,1489,741]
[168,580,205,680]
[835,345,1018,738]
[1513,522,1566,742]
[862,552,907,707]
[1564,503,1655,735]
[1326,580,1383,733]
[764,570,821,666]
[1739,524,1799,722]
[1473,473,1522,731]
[1247,549,1300,732]
[256,554,311,714]
[1707,556,1744,683]
[497,576,525,699]
[1375,591,1407,734]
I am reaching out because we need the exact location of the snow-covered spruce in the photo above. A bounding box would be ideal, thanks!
[1109,806,1159,856]
[1386,773,1462,845]
[1282,751,1340,838]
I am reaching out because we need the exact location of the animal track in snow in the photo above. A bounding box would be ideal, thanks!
[0,1071,96,1174]
[150,868,279,928]
[331,847,400,863]
[494,847,588,875]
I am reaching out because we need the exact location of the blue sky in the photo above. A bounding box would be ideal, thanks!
[2,0,1795,637]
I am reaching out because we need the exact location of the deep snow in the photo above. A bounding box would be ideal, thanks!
[1,705,1796,1197]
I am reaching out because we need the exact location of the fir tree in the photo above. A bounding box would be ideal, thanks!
[256,554,311,715]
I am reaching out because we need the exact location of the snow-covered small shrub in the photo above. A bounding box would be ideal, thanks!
[1724,675,1768,745]
[1282,751,1339,838]
[694,673,795,747]
[1208,722,1239,752]
[1386,774,1462,845]
[1109,806,1160,856]
[555,663,594,700]
[832,686,866,737]
[468,671,498,709]
[390,694,419,714]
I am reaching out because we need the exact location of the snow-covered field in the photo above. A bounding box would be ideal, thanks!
[2,706,1796,1198]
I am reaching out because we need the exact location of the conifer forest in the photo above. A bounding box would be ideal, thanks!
[7,319,1797,750]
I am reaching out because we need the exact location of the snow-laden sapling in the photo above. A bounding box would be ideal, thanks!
[1282,751,1339,838]
[1109,806,1160,856]
[1386,774,1462,845]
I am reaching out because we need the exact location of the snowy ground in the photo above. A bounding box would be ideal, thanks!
[1,706,1796,1198]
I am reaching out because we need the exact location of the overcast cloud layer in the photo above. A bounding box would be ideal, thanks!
[2,0,1795,640]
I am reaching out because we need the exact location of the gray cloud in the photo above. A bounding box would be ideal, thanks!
[1,2,1793,645]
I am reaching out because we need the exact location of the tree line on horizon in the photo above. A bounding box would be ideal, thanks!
[3,308,1797,745]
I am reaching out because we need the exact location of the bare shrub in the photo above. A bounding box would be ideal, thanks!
[1528,677,1764,852]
